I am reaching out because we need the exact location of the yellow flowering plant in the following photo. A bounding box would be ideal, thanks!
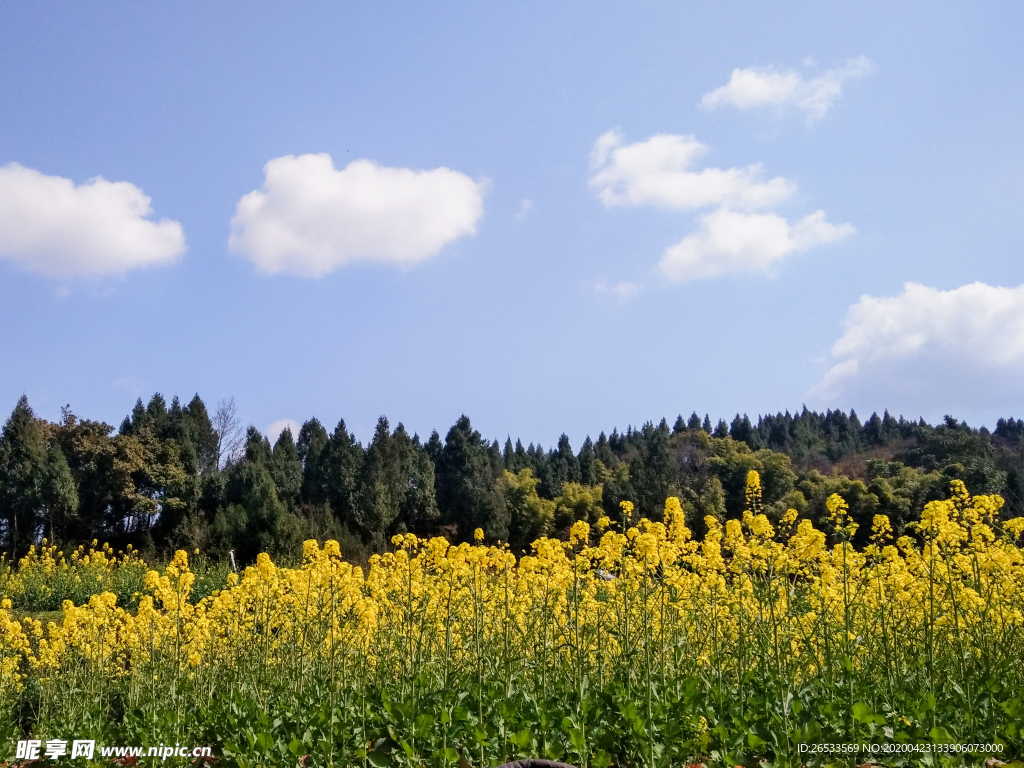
[0,477,1020,766]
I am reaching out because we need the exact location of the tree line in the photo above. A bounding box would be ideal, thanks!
[2,393,1023,563]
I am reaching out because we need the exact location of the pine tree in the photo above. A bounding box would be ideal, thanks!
[42,443,78,544]
[578,436,597,486]
[434,416,503,542]
[0,397,48,556]
[319,420,363,528]
[185,395,219,473]
[271,427,303,510]
[356,417,403,544]
[297,418,329,505]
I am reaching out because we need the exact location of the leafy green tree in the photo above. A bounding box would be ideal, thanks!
[498,469,553,552]
[894,416,1006,495]
[552,482,604,532]
[674,430,726,534]
[866,460,947,536]
[798,470,880,546]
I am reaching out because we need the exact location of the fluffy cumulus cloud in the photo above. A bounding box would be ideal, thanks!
[660,209,853,283]
[589,131,793,211]
[229,154,484,277]
[0,163,185,277]
[700,56,875,123]
[814,282,1024,410]
[589,132,852,283]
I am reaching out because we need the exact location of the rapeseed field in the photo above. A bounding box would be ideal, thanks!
[1,476,1022,767]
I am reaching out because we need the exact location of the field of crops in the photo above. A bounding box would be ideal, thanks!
[1,475,1023,767]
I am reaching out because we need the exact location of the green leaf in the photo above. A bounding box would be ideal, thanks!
[852,701,872,723]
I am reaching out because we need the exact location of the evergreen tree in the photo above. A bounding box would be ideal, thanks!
[271,427,303,510]
[392,425,440,535]
[297,418,329,505]
[42,443,78,544]
[730,414,756,447]
[185,395,219,473]
[541,434,580,497]
[219,428,295,562]
[435,416,504,541]
[578,436,597,486]
[0,397,48,556]
[319,419,363,528]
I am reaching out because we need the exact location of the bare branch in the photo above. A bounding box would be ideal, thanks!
[212,397,244,468]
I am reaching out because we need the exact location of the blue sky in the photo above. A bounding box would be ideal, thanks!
[2,2,1023,447]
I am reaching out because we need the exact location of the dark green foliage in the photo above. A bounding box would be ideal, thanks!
[6,393,1024,565]
[270,427,303,509]
[320,419,364,529]
[356,418,439,547]
[0,396,49,556]
[434,416,505,542]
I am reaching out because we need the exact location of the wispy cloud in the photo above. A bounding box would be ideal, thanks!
[593,280,642,302]
[700,56,875,123]
[589,131,793,211]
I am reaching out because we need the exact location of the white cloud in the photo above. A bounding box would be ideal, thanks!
[229,153,484,277]
[0,163,185,277]
[589,131,794,211]
[814,282,1024,409]
[700,56,875,122]
[660,208,853,283]
[589,131,853,284]
[265,419,301,445]
[593,280,642,302]
[515,198,534,221]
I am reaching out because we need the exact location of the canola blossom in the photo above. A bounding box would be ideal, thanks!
[1,478,1023,767]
